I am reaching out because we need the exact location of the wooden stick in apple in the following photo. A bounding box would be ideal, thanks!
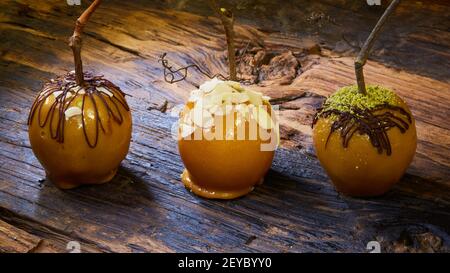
[209,0,237,81]
[355,0,401,95]
[69,0,103,86]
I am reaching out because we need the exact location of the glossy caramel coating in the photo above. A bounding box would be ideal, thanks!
[28,76,132,189]
[313,96,417,196]
[179,116,275,199]
[178,82,277,199]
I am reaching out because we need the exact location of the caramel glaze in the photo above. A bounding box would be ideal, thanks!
[181,169,261,199]
[312,104,412,155]
[28,71,130,148]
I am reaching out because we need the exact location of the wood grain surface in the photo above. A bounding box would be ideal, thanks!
[0,0,449,252]
[0,218,41,253]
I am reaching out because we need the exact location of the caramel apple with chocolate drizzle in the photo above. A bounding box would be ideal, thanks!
[28,0,132,189]
[312,0,416,196]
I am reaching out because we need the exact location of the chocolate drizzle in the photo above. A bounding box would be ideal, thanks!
[312,104,412,155]
[28,71,130,148]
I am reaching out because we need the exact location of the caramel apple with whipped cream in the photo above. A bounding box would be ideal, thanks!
[28,0,132,189]
[178,78,278,199]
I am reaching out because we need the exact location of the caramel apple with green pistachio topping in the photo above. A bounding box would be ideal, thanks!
[312,85,416,196]
[312,0,416,196]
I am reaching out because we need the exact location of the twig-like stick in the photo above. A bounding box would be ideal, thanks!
[355,0,400,95]
[209,0,237,81]
[69,0,103,86]
[159,53,228,84]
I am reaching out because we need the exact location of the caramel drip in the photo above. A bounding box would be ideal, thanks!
[28,72,130,148]
[312,104,412,156]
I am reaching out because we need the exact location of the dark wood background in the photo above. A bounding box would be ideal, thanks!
[0,0,449,252]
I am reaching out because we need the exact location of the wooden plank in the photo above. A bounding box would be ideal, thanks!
[0,207,104,253]
[0,0,449,252]
[0,218,41,253]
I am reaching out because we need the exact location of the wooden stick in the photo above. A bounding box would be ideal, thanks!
[355,0,401,95]
[68,0,103,86]
[209,0,237,81]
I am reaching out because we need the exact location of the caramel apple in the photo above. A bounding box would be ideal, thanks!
[178,78,278,199]
[159,3,278,198]
[312,0,416,196]
[28,72,131,189]
[27,0,132,189]
[312,85,416,196]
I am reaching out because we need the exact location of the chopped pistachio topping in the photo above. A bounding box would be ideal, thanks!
[320,85,400,114]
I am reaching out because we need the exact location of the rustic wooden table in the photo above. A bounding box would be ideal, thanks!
[0,0,449,253]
